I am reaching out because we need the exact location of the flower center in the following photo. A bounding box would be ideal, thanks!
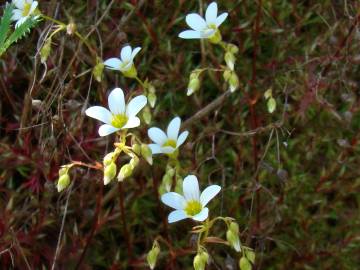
[111,114,128,128]
[162,139,177,148]
[184,200,202,216]
[22,3,31,17]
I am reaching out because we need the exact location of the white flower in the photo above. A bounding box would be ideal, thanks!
[178,2,228,40]
[147,117,189,155]
[104,45,141,77]
[161,175,221,223]
[85,87,147,136]
[11,0,38,28]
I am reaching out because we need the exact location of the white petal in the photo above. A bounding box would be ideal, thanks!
[148,144,162,154]
[186,13,207,31]
[205,2,218,24]
[161,192,186,210]
[85,106,112,124]
[176,131,189,148]
[215,12,228,27]
[14,0,24,9]
[120,45,132,62]
[98,124,120,136]
[131,47,141,60]
[167,117,181,140]
[104,58,121,70]
[200,28,216,38]
[192,207,209,221]
[122,117,140,129]
[183,175,200,201]
[11,10,23,21]
[108,88,125,115]
[29,1,38,14]
[161,146,176,154]
[126,95,147,117]
[168,210,188,223]
[200,185,221,207]
[15,17,27,28]
[178,30,202,39]
[148,127,168,145]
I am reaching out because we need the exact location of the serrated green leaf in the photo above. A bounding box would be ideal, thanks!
[0,4,14,47]
[0,17,39,57]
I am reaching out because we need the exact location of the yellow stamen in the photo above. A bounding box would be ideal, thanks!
[162,139,177,148]
[111,114,128,128]
[184,200,202,216]
[22,3,31,17]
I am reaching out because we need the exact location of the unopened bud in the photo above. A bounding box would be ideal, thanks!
[193,251,209,270]
[187,77,200,96]
[142,106,152,125]
[239,257,252,270]
[227,43,239,54]
[226,229,241,252]
[103,152,115,166]
[104,162,117,185]
[40,38,52,64]
[129,155,139,168]
[117,163,133,181]
[146,241,160,269]
[147,85,157,108]
[224,52,236,70]
[132,144,141,155]
[141,144,153,165]
[57,174,70,192]
[229,72,239,92]
[93,60,104,82]
[66,22,77,35]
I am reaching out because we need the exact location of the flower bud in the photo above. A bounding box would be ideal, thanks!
[229,72,239,92]
[267,97,276,113]
[93,60,104,82]
[117,163,133,181]
[227,43,239,54]
[141,144,153,165]
[223,69,232,81]
[239,256,252,270]
[40,38,52,64]
[147,85,157,108]
[159,173,172,194]
[57,174,70,192]
[224,51,236,71]
[66,22,77,35]
[132,144,141,156]
[104,162,117,185]
[193,251,209,270]
[187,77,200,96]
[142,106,152,125]
[166,166,175,177]
[146,241,160,270]
[122,64,137,78]
[129,155,139,168]
[226,223,241,252]
[103,152,115,166]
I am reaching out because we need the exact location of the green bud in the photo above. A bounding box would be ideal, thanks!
[142,106,152,125]
[57,174,70,192]
[104,162,117,185]
[229,222,239,234]
[224,51,236,71]
[117,163,133,181]
[267,97,276,113]
[122,64,137,78]
[223,69,232,81]
[147,91,157,108]
[226,230,241,252]
[93,60,104,82]
[245,249,255,264]
[187,77,200,96]
[141,143,153,165]
[227,43,239,54]
[132,144,141,155]
[129,155,139,168]
[193,254,205,270]
[264,88,272,99]
[40,38,52,64]
[161,173,172,193]
[166,166,175,177]
[209,29,222,44]
[146,241,160,269]
[103,152,115,166]
[239,257,252,270]
[66,22,77,35]
[58,167,68,177]
[229,72,239,92]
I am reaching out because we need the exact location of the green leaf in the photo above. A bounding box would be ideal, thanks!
[0,4,14,47]
[239,257,252,270]
[0,16,39,57]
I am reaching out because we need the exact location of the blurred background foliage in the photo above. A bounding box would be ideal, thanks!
[0,0,359,269]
